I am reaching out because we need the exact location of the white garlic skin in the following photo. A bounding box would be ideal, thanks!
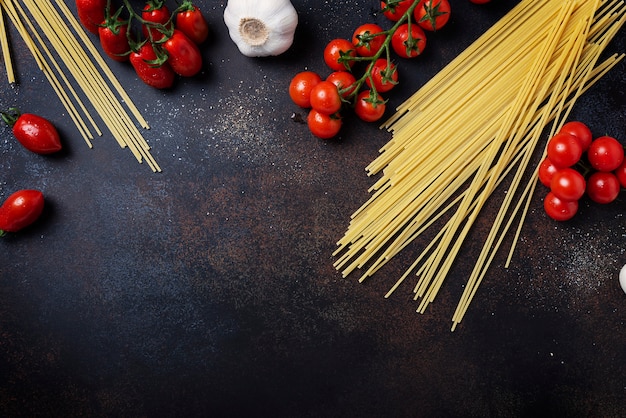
[224,0,299,57]
[619,264,626,295]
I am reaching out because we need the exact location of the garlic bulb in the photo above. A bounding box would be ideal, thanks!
[224,0,298,57]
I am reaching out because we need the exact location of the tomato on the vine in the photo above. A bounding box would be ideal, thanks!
[289,71,322,108]
[130,43,175,89]
[546,132,583,168]
[391,23,427,58]
[550,168,586,202]
[142,1,173,41]
[615,159,626,188]
[381,0,417,21]
[99,17,130,62]
[175,2,209,45]
[323,38,357,71]
[0,190,45,235]
[366,59,398,93]
[354,90,386,122]
[586,171,621,204]
[538,158,558,188]
[310,81,342,115]
[587,135,624,172]
[326,71,357,99]
[352,23,386,58]
[415,0,451,32]
[307,109,342,139]
[559,121,592,151]
[544,191,578,221]
[76,0,108,34]
[163,29,203,77]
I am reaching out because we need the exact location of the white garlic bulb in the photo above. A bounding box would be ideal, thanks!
[223,0,298,57]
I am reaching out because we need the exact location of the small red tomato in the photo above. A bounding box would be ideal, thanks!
[546,132,583,168]
[391,23,427,58]
[366,59,398,93]
[142,2,173,41]
[99,17,130,62]
[307,109,342,139]
[354,90,386,122]
[289,71,322,108]
[130,43,176,89]
[175,3,209,45]
[326,71,357,99]
[614,159,626,188]
[538,158,558,188]
[323,38,357,71]
[309,81,342,115]
[1,109,62,154]
[586,171,621,204]
[352,23,386,58]
[559,121,592,151]
[381,0,417,21]
[163,30,203,77]
[0,190,45,235]
[543,191,578,221]
[76,0,107,34]
[550,168,586,202]
[415,0,451,31]
[587,136,624,172]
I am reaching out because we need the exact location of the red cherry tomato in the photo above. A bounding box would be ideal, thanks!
[352,23,386,58]
[559,121,592,151]
[543,191,578,221]
[354,90,386,122]
[99,17,130,62]
[546,132,583,168]
[0,190,45,235]
[1,109,62,154]
[587,136,624,172]
[326,71,357,99]
[163,29,203,77]
[381,0,417,21]
[307,109,342,139]
[130,43,176,89]
[415,0,451,32]
[538,158,558,188]
[309,81,342,115]
[289,71,322,108]
[142,1,173,41]
[366,59,398,93]
[76,0,107,34]
[550,168,586,202]
[323,38,357,71]
[586,171,621,204]
[175,3,209,44]
[391,23,427,58]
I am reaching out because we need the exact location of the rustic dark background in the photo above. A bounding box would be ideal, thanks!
[1,1,625,417]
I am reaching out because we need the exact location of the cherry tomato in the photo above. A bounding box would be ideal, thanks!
[366,59,398,93]
[586,171,621,204]
[538,158,558,188]
[550,168,586,202]
[415,0,451,32]
[381,0,417,21]
[142,1,173,41]
[614,159,626,188]
[544,191,578,221]
[76,0,107,34]
[130,43,175,89]
[163,29,203,77]
[391,23,427,58]
[559,121,592,151]
[587,136,624,172]
[326,71,357,99]
[175,2,209,45]
[307,109,342,139]
[0,190,45,235]
[1,108,62,154]
[289,71,322,108]
[352,23,386,58]
[354,90,386,122]
[323,38,357,71]
[546,132,583,168]
[99,17,130,62]
[309,81,342,115]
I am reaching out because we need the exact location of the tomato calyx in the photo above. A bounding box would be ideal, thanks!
[417,0,450,31]
[0,107,21,127]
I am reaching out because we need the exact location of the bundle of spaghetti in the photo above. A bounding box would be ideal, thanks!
[333,0,626,330]
[3,0,160,172]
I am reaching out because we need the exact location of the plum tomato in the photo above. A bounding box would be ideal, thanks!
[587,135,624,172]
[354,90,386,122]
[366,59,398,93]
[324,38,357,71]
[615,158,626,188]
[559,121,592,151]
[538,158,558,188]
[391,23,427,58]
[546,132,583,168]
[175,3,209,45]
[76,0,107,34]
[309,81,342,115]
[307,109,342,139]
[326,71,357,99]
[289,71,322,108]
[162,29,203,77]
[352,23,386,58]
[142,1,173,41]
[415,0,451,32]
[99,17,131,62]
[381,0,417,21]
[550,168,586,202]
[0,189,45,235]
[1,109,62,154]
[544,191,578,221]
[130,43,176,89]
[586,171,621,204]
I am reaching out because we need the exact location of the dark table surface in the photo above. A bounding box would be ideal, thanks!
[1,0,625,417]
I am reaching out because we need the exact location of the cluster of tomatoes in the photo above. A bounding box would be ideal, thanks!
[538,121,626,221]
[76,0,209,89]
[288,0,454,139]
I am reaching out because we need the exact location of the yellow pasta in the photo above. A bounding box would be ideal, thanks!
[334,0,626,330]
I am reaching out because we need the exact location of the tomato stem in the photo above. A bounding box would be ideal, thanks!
[0,107,21,127]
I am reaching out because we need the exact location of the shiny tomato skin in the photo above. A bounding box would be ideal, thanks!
[352,23,386,57]
[392,23,427,58]
[99,19,130,62]
[366,59,398,93]
[615,159,626,188]
[323,38,357,71]
[354,90,386,122]
[163,30,203,77]
[176,4,209,44]
[587,136,624,172]
[586,171,621,204]
[546,132,583,168]
[309,81,342,115]
[415,0,451,31]
[142,3,172,41]
[307,110,342,139]
[0,190,44,234]
[76,0,107,34]
[289,71,322,108]
[559,121,592,151]
[543,191,578,221]
[130,43,175,89]
[326,71,357,99]
[538,158,558,188]
[11,113,62,154]
[381,0,416,21]
[550,168,586,202]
